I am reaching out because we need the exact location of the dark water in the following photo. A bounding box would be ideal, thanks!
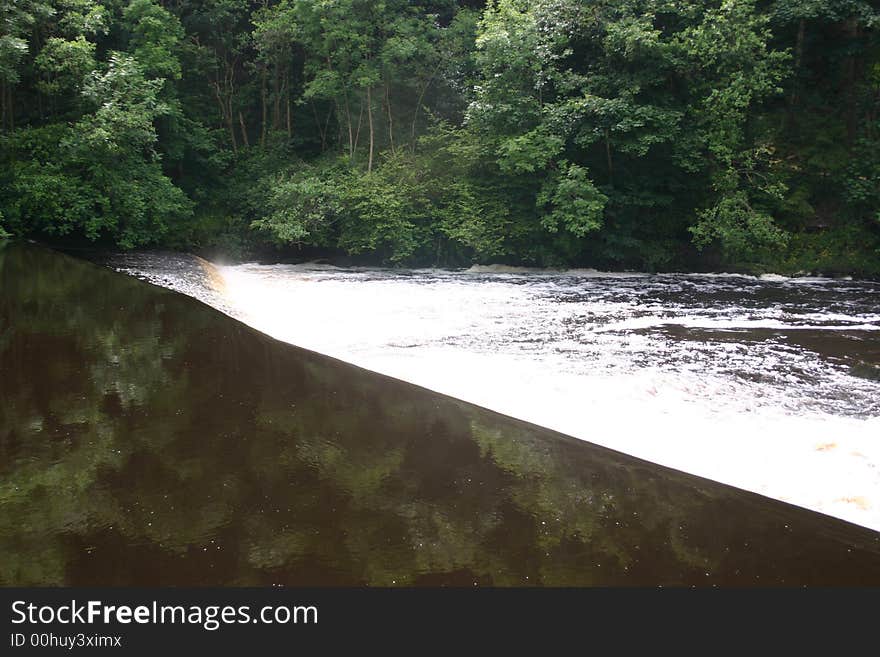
[2,243,880,586]
[114,256,880,528]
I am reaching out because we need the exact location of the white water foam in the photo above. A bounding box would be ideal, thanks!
[119,257,880,531]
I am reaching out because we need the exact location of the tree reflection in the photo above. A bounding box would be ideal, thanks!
[1,244,879,586]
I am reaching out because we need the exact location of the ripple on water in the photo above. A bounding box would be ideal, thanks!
[112,258,880,531]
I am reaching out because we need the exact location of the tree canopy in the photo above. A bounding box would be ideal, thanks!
[1,0,878,274]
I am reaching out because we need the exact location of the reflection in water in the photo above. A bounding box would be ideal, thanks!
[2,243,880,586]
[200,262,880,530]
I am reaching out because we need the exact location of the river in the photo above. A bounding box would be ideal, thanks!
[3,243,880,585]
[109,254,880,531]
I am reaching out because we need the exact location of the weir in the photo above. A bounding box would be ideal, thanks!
[112,253,880,531]
[2,243,880,586]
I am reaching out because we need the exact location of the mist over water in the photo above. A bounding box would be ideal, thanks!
[111,255,880,531]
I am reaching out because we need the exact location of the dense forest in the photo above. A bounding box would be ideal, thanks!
[0,0,878,273]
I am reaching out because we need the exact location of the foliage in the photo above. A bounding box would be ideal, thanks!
[0,0,876,272]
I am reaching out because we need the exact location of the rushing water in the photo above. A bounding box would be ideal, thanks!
[4,243,880,586]
[108,254,880,531]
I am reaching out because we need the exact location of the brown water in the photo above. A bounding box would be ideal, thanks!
[109,253,880,530]
[2,242,880,586]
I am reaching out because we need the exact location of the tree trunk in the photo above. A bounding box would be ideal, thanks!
[239,111,250,148]
[367,86,374,173]
[272,66,280,131]
[286,78,292,139]
[6,83,13,130]
[353,98,364,158]
[213,81,237,152]
[311,101,327,152]
[411,63,442,153]
[844,18,860,146]
[605,129,613,185]
[323,107,332,151]
[411,80,429,152]
[385,80,394,153]
[227,96,236,151]
[343,94,354,159]
[260,63,268,146]
[212,55,239,152]
[790,19,806,108]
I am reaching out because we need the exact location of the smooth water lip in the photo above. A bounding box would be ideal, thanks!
[113,255,880,532]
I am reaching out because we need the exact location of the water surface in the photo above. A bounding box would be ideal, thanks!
[3,243,880,586]
[111,254,880,530]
